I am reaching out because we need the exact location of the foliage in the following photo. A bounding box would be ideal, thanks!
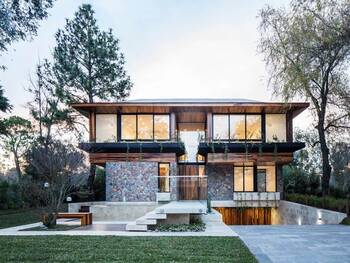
[258,0,350,195]
[0,116,33,178]
[340,217,350,225]
[53,4,132,104]
[0,236,257,263]
[0,181,22,209]
[27,60,84,144]
[0,0,54,57]
[26,140,87,227]
[93,167,105,201]
[0,86,11,113]
[286,193,347,213]
[153,222,206,232]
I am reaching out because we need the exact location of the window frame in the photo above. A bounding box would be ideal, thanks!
[95,113,118,143]
[158,162,170,193]
[212,113,263,142]
[233,165,255,192]
[120,113,170,142]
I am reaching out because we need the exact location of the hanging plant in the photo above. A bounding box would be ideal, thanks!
[258,143,263,157]
[159,142,163,153]
[224,143,229,160]
[273,143,278,161]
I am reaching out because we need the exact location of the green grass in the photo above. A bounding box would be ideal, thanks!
[0,209,40,229]
[0,236,257,263]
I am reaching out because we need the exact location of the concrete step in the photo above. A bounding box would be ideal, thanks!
[135,217,157,225]
[145,212,167,220]
[125,222,147,231]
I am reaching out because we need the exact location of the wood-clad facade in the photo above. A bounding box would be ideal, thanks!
[72,99,308,225]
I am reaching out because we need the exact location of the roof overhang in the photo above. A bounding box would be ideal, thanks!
[71,101,309,119]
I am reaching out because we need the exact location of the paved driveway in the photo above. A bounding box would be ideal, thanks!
[231,225,350,263]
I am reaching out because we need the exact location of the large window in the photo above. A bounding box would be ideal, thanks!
[121,115,136,140]
[246,115,261,140]
[158,163,170,192]
[96,114,117,142]
[213,114,262,141]
[266,114,286,142]
[257,166,276,192]
[137,115,153,140]
[234,166,254,192]
[213,115,229,140]
[154,115,170,140]
[230,115,245,140]
[121,114,170,141]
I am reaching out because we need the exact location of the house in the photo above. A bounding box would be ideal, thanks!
[72,98,309,226]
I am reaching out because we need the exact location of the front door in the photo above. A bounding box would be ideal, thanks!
[177,164,206,200]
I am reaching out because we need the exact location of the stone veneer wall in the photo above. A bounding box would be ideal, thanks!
[207,164,233,200]
[106,161,177,202]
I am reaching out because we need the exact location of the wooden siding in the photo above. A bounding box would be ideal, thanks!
[89,153,176,165]
[214,207,272,225]
[89,111,96,142]
[207,153,293,164]
[177,164,207,200]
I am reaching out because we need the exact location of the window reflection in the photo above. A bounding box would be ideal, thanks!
[246,115,261,140]
[154,115,170,140]
[213,115,229,140]
[121,115,136,140]
[96,114,117,142]
[266,114,286,142]
[230,115,245,140]
[137,115,153,140]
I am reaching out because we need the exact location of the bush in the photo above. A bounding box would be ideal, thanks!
[0,181,22,209]
[153,222,206,232]
[286,193,347,213]
[93,167,105,201]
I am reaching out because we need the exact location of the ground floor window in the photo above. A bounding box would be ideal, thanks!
[158,163,170,192]
[234,166,254,192]
[234,164,276,192]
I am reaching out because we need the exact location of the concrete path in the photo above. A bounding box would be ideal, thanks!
[0,220,237,237]
[231,225,350,263]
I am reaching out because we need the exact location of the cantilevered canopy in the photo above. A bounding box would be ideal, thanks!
[71,98,309,118]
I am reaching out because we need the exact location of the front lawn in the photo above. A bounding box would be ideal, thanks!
[0,236,257,263]
[0,209,40,229]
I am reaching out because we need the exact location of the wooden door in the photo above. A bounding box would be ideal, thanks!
[177,165,206,200]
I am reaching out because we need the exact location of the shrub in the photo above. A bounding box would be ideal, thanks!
[0,181,22,209]
[286,193,347,213]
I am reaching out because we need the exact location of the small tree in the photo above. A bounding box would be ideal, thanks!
[0,116,33,178]
[27,140,86,227]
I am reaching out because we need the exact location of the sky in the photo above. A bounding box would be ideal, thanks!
[0,0,310,129]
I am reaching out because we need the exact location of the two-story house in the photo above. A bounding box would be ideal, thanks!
[72,98,308,225]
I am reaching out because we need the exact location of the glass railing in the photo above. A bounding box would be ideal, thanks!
[176,176,208,201]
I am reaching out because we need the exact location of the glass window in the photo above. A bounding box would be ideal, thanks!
[234,166,254,191]
[258,165,276,192]
[159,163,170,192]
[121,115,136,140]
[257,169,266,192]
[234,167,244,191]
[266,114,286,142]
[230,115,245,140]
[246,115,261,140]
[137,115,153,140]
[154,115,170,140]
[95,114,117,142]
[213,115,229,140]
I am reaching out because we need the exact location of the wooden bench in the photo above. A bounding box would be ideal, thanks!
[57,212,93,226]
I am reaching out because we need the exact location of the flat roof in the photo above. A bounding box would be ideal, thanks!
[71,98,309,118]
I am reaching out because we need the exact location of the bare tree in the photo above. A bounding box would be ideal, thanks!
[27,140,87,227]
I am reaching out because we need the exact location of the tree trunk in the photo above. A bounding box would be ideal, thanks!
[317,123,332,196]
[13,151,22,179]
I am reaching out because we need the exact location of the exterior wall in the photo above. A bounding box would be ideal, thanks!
[207,164,233,200]
[271,200,347,225]
[106,161,177,202]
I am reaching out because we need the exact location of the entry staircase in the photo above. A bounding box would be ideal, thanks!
[126,201,207,231]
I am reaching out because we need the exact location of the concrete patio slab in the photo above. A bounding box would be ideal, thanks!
[231,225,350,263]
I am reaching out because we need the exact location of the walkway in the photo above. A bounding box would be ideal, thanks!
[231,225,350,263]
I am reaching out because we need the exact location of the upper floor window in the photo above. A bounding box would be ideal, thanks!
[213,114,262,141]
[121,114,170,141]
[265,114,286,142]
[96,114,117,142]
